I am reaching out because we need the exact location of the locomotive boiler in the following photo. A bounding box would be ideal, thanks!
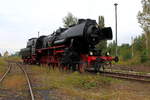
[20,19,117,72]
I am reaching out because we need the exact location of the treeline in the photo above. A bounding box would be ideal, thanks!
[108,0,150,65]
[107,34,150,65]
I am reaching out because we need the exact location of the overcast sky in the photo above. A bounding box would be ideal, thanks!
[0,0,143,54]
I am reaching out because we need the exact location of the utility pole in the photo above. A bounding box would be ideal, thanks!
[38,31,40,38]
[131,36,134,57]
[114,3,118,56]
[144,27,149,56]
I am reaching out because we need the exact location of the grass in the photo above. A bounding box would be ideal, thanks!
[116,56,141,66]
[0,57,7,74]
[1,75,26,90]
[0,56,22,72]
[32,67,119,90]
[30,66,150,100]
[0,56,22,76]
[3,56,22,62]
[0,57,26,91]
[31,66,122,100]
[1,57,150,100]
[0,58,6,65]
[116,55,150,66]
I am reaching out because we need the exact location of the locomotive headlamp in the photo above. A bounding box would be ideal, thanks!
[90,52,93,55]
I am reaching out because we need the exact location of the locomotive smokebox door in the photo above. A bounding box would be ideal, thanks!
[100,27,113,40]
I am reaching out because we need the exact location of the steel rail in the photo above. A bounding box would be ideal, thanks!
[17,63,35,100]
[87,69,150,82]
[101,71,150,82]
[0,64,11,83]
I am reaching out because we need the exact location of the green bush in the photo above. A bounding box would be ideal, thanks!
[140,50,149,63]
[140,55,148,63]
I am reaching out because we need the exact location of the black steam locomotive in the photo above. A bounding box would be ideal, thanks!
[20,19,117,72]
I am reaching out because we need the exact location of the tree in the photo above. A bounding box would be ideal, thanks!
[96,16,107,53]
[4,51,9,57]
[133,35,146,52]
[107,40,116,56]
[137,0,150,55]
[63,12,78,28]
[98,16,105,28]
[118,44,132,61]
[137,0,150,30]
[0,53,2,57]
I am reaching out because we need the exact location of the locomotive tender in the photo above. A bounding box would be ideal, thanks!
[20,19,118,72]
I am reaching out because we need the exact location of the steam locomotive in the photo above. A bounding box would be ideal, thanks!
[20,19,118,72]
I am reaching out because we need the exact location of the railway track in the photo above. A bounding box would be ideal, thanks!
[100,71,150,83]
[16,63,35,100]
[0,62,35,100]
[0,63,12,83]
[87,68,150,83]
